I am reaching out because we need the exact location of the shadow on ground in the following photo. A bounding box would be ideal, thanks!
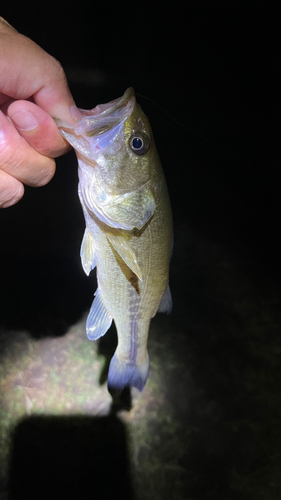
[8,414,135,500]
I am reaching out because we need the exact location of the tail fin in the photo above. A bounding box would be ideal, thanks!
[107,352,149,392]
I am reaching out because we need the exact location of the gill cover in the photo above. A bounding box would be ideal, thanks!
[56,88,156,230]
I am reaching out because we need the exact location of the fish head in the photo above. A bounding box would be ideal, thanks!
[57,88,157,230]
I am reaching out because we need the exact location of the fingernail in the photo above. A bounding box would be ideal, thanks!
[10,110,39,131]
[70,105,83,121]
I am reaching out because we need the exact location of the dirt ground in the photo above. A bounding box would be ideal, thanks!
[0,220,280,500]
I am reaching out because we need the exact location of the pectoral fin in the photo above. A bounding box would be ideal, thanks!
[86,288,112,340]
[106,233,143,281]
[80,228,97,276]
[157,284,173,314]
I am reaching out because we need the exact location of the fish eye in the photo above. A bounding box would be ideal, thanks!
[129,133,149,155]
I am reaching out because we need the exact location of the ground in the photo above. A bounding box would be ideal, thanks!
[0,219,280,500]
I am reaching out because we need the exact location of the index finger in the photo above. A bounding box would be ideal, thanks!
[0,17,80,124]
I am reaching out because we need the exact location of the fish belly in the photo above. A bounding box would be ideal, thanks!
[83,161,172,391]
[94,196,171,390]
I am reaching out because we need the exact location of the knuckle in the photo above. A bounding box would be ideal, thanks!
[0,139,56,188]
[48,56,67,84]
[0,136,19,169]
[0,178,24,208]
[33,160,56,187]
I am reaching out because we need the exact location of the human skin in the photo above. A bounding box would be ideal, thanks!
[0,17,81,208]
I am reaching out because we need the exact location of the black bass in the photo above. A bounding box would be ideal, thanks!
[56,88,173,391]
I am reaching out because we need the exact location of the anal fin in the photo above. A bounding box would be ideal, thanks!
[157,284,173,314]
[86,288,112,340]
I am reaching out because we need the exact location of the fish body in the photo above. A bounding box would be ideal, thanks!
[56,88,173,391]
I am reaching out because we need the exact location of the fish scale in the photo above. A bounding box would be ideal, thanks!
[56,88,173,392]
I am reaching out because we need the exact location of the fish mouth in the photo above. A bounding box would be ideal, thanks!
[74,88,136,138]
[83,87,135,118]
[55,88,139,164]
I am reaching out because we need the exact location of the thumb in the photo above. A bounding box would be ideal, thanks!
[8,100,71,157]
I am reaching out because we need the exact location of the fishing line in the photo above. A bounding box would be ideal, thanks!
[136,92,253,172]
[136,93,192,131]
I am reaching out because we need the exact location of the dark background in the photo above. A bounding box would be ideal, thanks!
[0,3,280,500]
[1,2,278,265]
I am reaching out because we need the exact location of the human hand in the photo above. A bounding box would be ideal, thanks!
[0,17,81,208]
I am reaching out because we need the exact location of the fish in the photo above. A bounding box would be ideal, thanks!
[56,88,173,392]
